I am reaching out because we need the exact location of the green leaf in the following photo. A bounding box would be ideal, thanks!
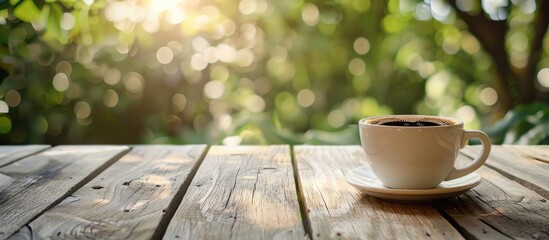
[13,0,41,22]
[44,3,67,44]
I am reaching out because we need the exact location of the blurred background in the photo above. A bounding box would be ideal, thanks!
[0,0,548,145]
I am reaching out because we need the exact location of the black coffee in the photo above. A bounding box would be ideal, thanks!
[380,121,441,127]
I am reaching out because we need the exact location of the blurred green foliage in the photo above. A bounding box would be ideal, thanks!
[487,102,549,144]
[0,0,547,145]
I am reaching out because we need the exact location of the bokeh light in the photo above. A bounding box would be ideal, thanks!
[353,37,371,55]
[537,68,549,88]
[157,47,174,64]
[53,73,70,92]
[348,58,366,76]
[302,3,320,26]
[0,0,547,145]
[74,101,91,119]
[0,101,8,113]
[204,80,225,99]
[297,89,315,108]
[172,93,187,112]
[103,89,119,108]
[479,87,498,106]
[5,90,21,107]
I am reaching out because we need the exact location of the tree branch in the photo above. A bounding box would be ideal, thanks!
[447,0,515,112]
[520,0,549,102]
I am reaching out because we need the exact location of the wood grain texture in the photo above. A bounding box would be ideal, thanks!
[462,145,549,199]
[11,145,207,240]
[0,173,14,191]
[504,145,549,163]
[436,152,549,239]
[294,146,463,239]
[164,145,306,240]
[0,145,50,167]
[0,145,128,240]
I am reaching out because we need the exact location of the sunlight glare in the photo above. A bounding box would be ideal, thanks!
[167,8,187,24]
[145,0,185,16]
[129,5,146,23]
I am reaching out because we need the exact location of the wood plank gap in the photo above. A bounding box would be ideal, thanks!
[163,145,305,239]
[150,145,211,240]
[478,218,514,239]
[433,203,488,240]
[434,152,549,239]
[461,149,549,199]
[295,146,463,239]
[290,145,312,239]
[7,146,132,239]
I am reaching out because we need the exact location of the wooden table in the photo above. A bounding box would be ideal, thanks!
[0,145,547,239]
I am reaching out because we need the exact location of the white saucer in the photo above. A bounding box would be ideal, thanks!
[346,165,481,202]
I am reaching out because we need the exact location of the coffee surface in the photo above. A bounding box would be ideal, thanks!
[366,116,456,126]
[380,121,441,127]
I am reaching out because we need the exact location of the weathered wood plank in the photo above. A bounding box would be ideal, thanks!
[10,145,207,240]
[0,173,14,191]
[504,145,549,163]
[0,145,50,167]
[164,145,306,240]
[462,145,549,199]
[436,152,549,239]
[0,145,129,239]
[294,146,463,239]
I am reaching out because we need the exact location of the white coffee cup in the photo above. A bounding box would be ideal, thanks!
[359,115,491,189]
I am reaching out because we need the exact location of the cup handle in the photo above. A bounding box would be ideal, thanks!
[445,130,491,180]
